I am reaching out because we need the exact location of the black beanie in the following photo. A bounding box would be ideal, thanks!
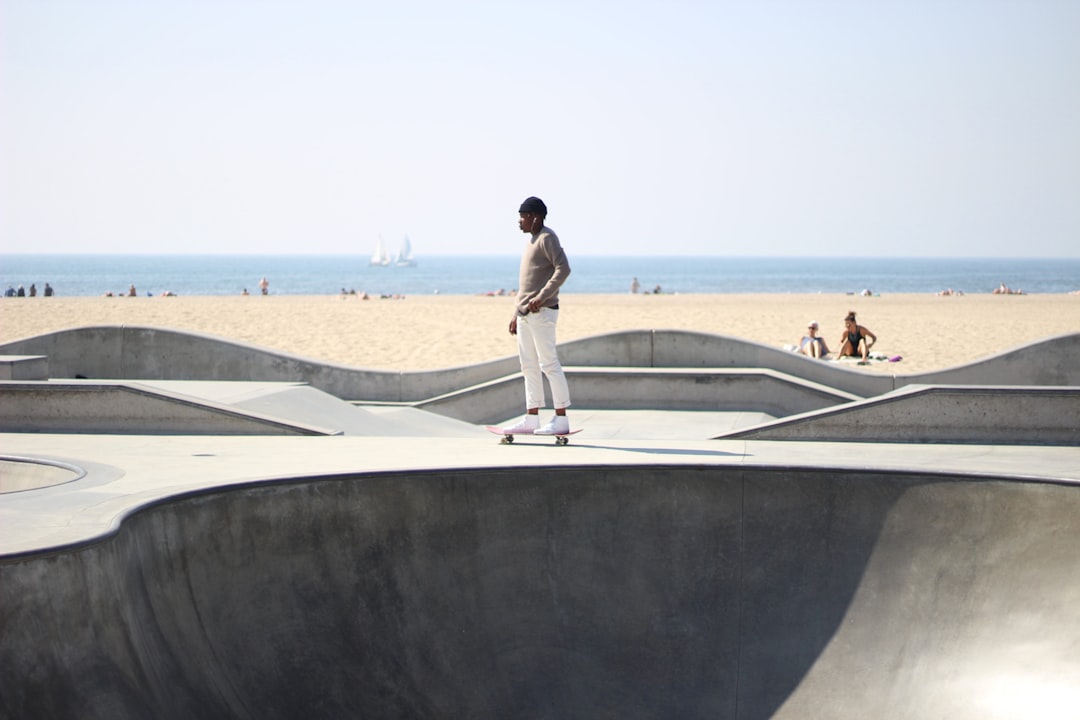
[518,196,547,216]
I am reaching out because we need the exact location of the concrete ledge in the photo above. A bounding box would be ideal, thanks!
[562,367,859,416]
[0,381,338,436]
[0,355,48,381]
[905,332,1080,387]
[415,367,860,425]
[3,328,1078,409]
[720,385,1080,445]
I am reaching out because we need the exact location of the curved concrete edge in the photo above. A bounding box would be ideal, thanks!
[0,456,86,494]
[900,332,1080,387]
[718,385,1080,446]
[2,461,1080,718]
[2,434,1078,560]
[0,325,523,402]
[563,329,893,397]
[3,326,1078,403]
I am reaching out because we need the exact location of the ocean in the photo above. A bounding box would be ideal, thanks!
[2,254,1079,298]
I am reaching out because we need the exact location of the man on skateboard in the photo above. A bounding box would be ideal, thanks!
[502,196,573,436]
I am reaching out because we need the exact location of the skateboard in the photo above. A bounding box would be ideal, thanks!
[485,426,583,446]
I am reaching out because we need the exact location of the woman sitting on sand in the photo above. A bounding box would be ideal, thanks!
[838,311,877,364]
[798,321,829,359]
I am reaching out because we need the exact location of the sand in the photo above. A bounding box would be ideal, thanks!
[1,292,1078,375]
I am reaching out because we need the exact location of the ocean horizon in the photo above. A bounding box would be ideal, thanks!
[3,254,1079,298]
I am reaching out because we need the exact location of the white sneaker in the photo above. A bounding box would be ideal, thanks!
[534,415,570,436]
[502,415,539,434]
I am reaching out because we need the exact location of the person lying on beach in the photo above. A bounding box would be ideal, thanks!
[838,311,877,364]
[798,321,829,359]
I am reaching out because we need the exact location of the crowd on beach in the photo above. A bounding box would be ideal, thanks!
[2,283,182,298]
[4,283,54,297]
[6,274,1061,302]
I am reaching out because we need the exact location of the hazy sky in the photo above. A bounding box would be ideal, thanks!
[2,0,1078,257]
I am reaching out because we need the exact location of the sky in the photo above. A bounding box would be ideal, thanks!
[1,0,1078,258]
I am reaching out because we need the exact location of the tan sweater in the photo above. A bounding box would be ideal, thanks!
[515,226,571,316]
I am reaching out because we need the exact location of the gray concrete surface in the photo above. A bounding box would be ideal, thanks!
[3,327,1079,402]
[722,385,1080,445]
[1,436,1078,719]
[2,325,1080,718]
[518,408,777,440]
[419,367,858,425]
[0,380,489,437]
[0,456,84,493]
[0,381,337,435]
[0,355,48,380]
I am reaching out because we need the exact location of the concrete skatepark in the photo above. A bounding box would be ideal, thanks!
[1,327,1079,718]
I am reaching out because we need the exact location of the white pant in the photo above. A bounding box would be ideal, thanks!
[516,307,571,410]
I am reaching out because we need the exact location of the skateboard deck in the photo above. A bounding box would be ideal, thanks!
[485,426,583,446]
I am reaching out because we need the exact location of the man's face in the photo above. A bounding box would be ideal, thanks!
[519,212,540,234]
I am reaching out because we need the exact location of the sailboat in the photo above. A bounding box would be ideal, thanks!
[395,235,417,267]
[369,235,391,266]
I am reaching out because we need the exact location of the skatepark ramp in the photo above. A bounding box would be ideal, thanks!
[0,381,338,436]
[0,381,486,437]
[3,464,1079,719]
[719,385,1080,445]
[418,367,859,425]
[3,327,1079,403]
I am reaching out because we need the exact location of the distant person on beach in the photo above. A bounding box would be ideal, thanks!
[838,311,877,364]
[630,277,640,294]
[503,196,573,437]
[43,283,54,297]
[4,286,14,297]
[29,284,37,297]
[128,284,137,297]
[241,288,249,296]
[16,285,25,297]
[798,321,829,359]
[259,277,269,295]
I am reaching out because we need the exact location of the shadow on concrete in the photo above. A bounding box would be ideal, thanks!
[577,445,748,457]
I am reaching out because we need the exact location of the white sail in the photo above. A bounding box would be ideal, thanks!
[369,235,391,266]
[395,234,417,267]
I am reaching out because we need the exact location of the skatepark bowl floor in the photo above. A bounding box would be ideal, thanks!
[4,459,1080,719]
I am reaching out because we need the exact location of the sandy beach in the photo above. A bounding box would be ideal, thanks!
[1,292,1078,375]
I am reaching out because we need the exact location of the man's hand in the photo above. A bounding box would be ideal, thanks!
[508,317,518,335]
[527,299,542,313]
